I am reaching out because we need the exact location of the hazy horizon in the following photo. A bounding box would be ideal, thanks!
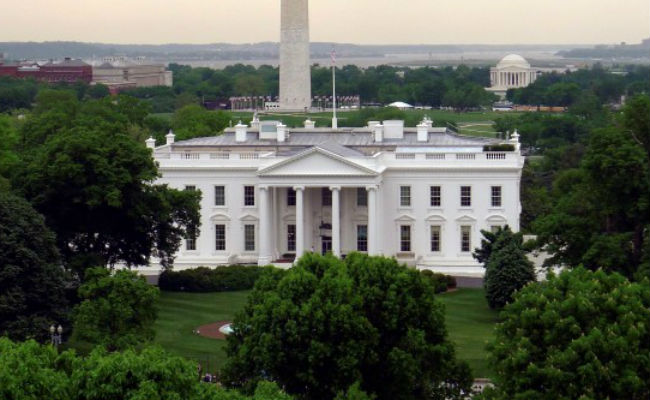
[1,0,648,46]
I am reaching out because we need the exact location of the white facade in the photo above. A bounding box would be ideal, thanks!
[147,120,524,274]
[487,54,538,98]
[279,0,312,110]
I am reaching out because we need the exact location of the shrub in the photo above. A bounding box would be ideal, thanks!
[420,270,456,293]
[483,144,515,152]
[158,265,270,292]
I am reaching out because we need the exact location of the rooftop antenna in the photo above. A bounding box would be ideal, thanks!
[331,47,338,130]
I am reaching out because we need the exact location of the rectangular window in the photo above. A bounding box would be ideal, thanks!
[491,225,502,233]
[400,225,411,252]
[461,226,471,253]
[185,185,196,191]
[322,188,332,206]
[244,186,255,206]
[287,224,296,252]
[400,186,411,207]
[214,186,225,206]
[430,225,441,252]
[460,186,472,207]
[185,236,196,251]
[357,187,368,207]
[287,188,296,206]
[430,186,441,207]
[244,224,255,251]
[491,186,502,207]
[357,225,368,252]
[215,224,226,251]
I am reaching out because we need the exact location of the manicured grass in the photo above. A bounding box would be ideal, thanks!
[437,289,499,378]
[152,288,498,378]
[153,290,251,373]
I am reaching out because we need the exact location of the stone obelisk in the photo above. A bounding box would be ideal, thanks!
[279,0,311,111]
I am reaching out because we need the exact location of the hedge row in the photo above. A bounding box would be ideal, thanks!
[158,265,268,292]
[483,143,515,152]
[420,270,457,294]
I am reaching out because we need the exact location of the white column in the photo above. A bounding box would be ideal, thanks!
[258,186,272,266]
[295,186,305,258]
[331,186,341,257]
[367,185,377,255]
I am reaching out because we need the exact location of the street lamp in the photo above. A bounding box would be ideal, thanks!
[50,324,63,347]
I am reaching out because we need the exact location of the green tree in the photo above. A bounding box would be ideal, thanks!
[0,338,76,400]
[16,121,201,273]
[223,253,472,400]
[86,83,110,99]
[473,226,536,309]
[0,337,293,400]
[72,267,159,351]
[484,267,650,400]
[0,191,69,341]
[172,104,230,140]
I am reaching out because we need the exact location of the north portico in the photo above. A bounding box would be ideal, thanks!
[255,146,382,263]
[146,118,525,276]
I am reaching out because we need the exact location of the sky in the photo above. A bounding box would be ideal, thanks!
[1,0,648,45]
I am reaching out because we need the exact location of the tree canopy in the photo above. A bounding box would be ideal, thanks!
[532,96,650,278]
[13,94,201,273]
[484,267,650,400]
[223,253,472,400]
[72,267,159,351]
[0,338,293,400]
[0,190,69,342]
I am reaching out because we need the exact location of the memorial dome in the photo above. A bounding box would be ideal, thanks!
[497,54,531,69]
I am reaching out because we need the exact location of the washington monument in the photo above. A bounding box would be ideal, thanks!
[279,0,311,111]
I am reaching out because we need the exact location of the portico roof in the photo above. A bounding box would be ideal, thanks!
[257,146,378,177]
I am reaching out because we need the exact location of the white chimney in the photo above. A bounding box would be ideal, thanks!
[383,120,404,139]
[277,122,287,142]
[145,136,156,149]
[165,130,175,145]
[235,121,247,143]
[304,119,315,129]
[373,124,384,143]
[417,123,428,142]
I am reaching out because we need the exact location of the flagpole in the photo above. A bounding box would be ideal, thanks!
[331,49,338,129]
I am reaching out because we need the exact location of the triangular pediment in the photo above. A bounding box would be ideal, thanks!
[258,147,377,177]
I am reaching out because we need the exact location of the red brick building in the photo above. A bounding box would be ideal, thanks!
[0,58,92,83]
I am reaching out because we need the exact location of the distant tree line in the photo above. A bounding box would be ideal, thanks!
[506,63,649,106]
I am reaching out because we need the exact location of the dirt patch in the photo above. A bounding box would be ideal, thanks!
[195,321,232,340]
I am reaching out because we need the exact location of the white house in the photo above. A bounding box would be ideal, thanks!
[144,118,524,276]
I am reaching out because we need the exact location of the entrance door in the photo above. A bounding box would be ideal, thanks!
[321,237,332,255]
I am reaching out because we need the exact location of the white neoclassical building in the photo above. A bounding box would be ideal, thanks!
[487,54,538,98]
[145,118,524,275]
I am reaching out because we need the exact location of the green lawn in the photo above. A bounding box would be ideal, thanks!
[437,289,499,378]
[153,290,251,374]
[152,287,497,378]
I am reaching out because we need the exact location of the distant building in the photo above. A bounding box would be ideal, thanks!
[0,57,92,83]
[92,61,172,94]
[486,54,538,99]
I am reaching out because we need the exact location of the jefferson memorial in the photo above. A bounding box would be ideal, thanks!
[144,119,524,275]
[487,54,539,98]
